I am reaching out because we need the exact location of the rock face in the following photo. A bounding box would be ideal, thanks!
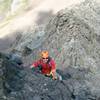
[0,53,6,99]
[0,52,98,100]
[32,0,100,97]
[4,0,100,99]
[38,0,100,72]
[13,0,100,72]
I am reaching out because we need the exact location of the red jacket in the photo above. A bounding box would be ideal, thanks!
[32,58,56,75]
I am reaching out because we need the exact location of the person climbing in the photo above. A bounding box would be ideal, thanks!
[30,50,57,80]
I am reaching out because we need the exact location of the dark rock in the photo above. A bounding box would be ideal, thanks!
[0,52,97,100]
[33,95,41,100]
[9,54,23,65]
[1,0,100,99]
[22,46,32,56]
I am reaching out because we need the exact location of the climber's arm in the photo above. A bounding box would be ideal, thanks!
[51,60,57,80]
[30,60,40,69]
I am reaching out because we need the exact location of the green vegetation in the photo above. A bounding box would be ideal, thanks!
[0,0,29,29]
[0,0,12,13]
[0,0,29,14]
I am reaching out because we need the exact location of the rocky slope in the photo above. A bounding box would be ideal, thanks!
[1,0,100,99]
[40,0,100,71]
[10,0,100,97]
[0,0,84,51]
[13,0,100,71]
[0,52,98,100]
[39,0,100,95]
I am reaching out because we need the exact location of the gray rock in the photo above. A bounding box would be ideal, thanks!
[1,0,100,99]
[33,0,100,97]
[0,52,97,100]
[33,95,41,100]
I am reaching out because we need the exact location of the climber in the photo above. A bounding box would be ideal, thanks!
[30,50,57,80]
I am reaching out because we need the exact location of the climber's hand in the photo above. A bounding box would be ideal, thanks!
[52,76,57,80]
[29,65,35,72]
[50,71,57,80]
[30,65,33,68]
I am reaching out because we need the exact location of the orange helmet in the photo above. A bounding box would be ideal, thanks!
[41,50,49,58]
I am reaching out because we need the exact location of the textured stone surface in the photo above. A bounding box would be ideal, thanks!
[39,0,100,72]
[0,53,97,100]
[13,0,100,72]
[34,0,100,97]
[2,0,100,99]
